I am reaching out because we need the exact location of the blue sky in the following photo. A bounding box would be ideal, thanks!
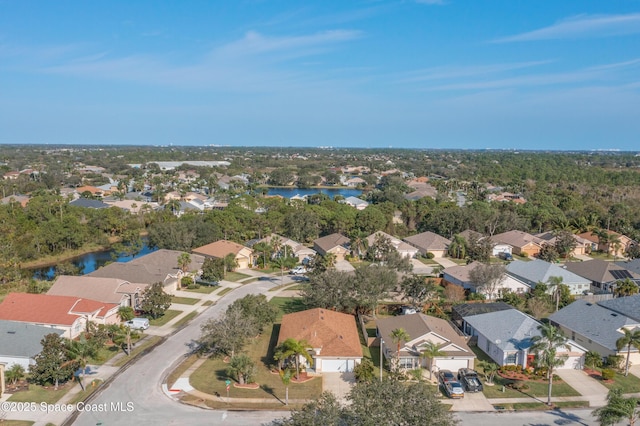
[1,1,639,150]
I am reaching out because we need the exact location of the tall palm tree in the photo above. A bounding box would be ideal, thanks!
[421,341,445,380]
[177,252,191,273]
[118,306,136,355]
[65,336,96,390]
[279,368,292,405]
[390,328,411,366]
[274,338,313,380]
[252,241,272,269]
[592,388,640,426]
[616,327,640,377]
[546,276,564,312]
[530,323,570,405]
[614,278,639,298]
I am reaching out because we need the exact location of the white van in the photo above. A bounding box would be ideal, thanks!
[126,317,150,330]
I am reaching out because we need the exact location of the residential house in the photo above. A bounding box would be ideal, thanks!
[192,240,254,269]
[462,309,585,369]
[577,231,634,257]
[277,308,362,373]
[88,249,205,293]
[252,234,316,263]
[0,194,30,207]
[376,313,475,372]
[536,232,591,257]
[69,198,110,209]
[457,230,513,257]
[403,231,451,258]
[491,230,543,257]
[47,276,148,310]
[550,298,640,364]
[616,259,640,276]
[104,199,160,214]
[0,293,120,338]
[404,180,437,201]
[344,177,367,187]
[442,261,530,298]
[506,259,592,295]
[313,233,350,262]
[451,302,513,332]
[0,320,65,394]
[564,259,640,293]
[75,185,108,198]
[366,231,419,259]
[343,196,369,210]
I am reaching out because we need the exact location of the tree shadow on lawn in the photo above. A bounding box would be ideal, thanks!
[261,384,284,404]
[262,324,281,367]
[282,299,306,314]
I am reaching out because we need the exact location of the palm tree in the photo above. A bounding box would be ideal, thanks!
[252,241,272,269]
[609,233,622,260]
[592,388,640,426]
[279,368,293,405]
[616,327,640,377]
[478,361,499,385]
[584,351,603,371]
[390,328,411,367]
[546,276,564,312]
[274,338,313,380]
[614,278,639,298]
[529,323,570,405]
[118,306,136,355]
[165,199,181,215]
[177,252,191,273]
[421,341,445,380]
[65,336,97,390]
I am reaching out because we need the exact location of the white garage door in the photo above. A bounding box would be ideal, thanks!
[435,359,470,372]
[321,359,354,372]
[559,356,584,369]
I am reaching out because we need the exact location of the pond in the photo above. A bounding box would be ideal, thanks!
[29,240,157,280]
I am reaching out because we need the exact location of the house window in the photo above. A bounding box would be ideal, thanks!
[399,357,416,369]
[505,353,517,364]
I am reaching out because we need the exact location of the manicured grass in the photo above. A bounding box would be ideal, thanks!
[268,297,306,320]
[286,284,307,291]
[494,400,589,411]
[167,354,200,389]
[68,379,104,405]
[216,287,233,297]
[0,421,35,426]
[88,345,120,364]
[202,300,215,306]
[225,272,252,282]
[184,285,218,294]
[417,258,438,265]
[190,323,322,403]
[600,370,640,393]
[149,309,182,326]
[113,336,163,367]
[171,296,200,305]
[7,383,73,404]
[174,311,199,328]
[181,393,296,410]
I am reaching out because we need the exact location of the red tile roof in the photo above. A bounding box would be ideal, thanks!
[0,293,114,326]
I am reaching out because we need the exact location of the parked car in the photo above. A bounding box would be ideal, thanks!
[458,368,483,392]
[125,317,150,330]
[399,306,417,315]
[438,370,456,384]
[443,380,465,398]
[290,266,307,275]
[498,252,513,261]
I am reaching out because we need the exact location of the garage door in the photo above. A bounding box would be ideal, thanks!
[321,359,353,372]
[560,356,584,369]
[435,359,470,372]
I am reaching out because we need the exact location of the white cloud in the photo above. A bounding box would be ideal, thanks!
[494,13,640,42]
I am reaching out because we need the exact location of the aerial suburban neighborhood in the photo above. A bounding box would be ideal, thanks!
[0,146,640,426]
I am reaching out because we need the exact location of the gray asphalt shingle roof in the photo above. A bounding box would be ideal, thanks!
[463,309,541,352]
[549,299,638,351]
[506,259,590,287]
[598,295,640,322]
[0,320,65,358]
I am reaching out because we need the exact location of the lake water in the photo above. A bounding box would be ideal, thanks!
[30,241,156,280]
[266,187,363,199]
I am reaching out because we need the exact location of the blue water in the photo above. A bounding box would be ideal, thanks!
[30,241,156,280]
[266,187,363,199]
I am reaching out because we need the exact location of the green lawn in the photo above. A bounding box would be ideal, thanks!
[8,383,73,404]
[174,311,199,328]
[225,272,252,282]
[167,354,200,389]
[494,400,589,411]
[190,323,322,403]
[149,309,183,326]
[268,297,306,320]
[600,370,640,393]
[171,296,200,305]
[88,345,120,364]
[184,285,218,294]
[202,300,215,306]
[68,378,104,405]
[0,421,34,426]
[216,287,233,297]
[113,336,163,367]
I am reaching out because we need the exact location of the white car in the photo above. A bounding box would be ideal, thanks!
[290,266,307,275]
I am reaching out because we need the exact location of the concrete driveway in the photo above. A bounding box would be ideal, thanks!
[335,260,356,272]
[410,259,434,275]
[323,372,355,403]
[433,257,459,268]
[555,369,608,407]
[448,389,495,411]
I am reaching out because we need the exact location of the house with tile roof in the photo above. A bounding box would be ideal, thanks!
[549,298,640,364]
[491,230,544,257]
[506,259,592,295]
[88,249,204,294]
[564,259,640,293]
[192,240,254,269]
[252,234,316,263]
[48,276,148,310]
[577,230,635,257]
[376,313,475,372]
[69,198,110,209]
[463,309,585,369]
[0,293,119,338]
[366,231,419,259]
[535,232,591,257]
[313,233,350,262]
[277,308,363,373]
[403,231,451,258]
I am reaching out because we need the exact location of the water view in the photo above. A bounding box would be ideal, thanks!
[30,240,156,280]
[266,187,363,199]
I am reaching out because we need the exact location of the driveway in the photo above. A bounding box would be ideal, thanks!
[571,253,592,261]
[555,369,608,407]
[448,389,495,411]
[335,260,356,272]
[323,372,355,403]
[433,257,458,268]
[410,259,434,275]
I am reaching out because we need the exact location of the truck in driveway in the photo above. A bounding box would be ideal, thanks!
[458,368,483,392]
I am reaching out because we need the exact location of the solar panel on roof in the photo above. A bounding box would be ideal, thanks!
[611,270,633,280]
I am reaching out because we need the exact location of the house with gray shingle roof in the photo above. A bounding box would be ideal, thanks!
[564,259,640,293]
[463,309,585,369]
[549,299,640,363]
[313,233,350,261]
[403,231,451,258]
[506,259,591,295]
[343,196,369,210]
[366,231,418,259]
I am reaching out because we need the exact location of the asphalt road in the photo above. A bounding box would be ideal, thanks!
[454,409,599,426]
[71,280,287,426]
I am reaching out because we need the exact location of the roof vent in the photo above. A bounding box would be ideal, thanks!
[611,313,618,317]
[586,303,592,306]
[7,331,16,334]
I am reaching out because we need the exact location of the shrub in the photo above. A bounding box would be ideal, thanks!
[601,368,616,381]
[521,252,528,258]
[425,252,435,259]
[187,283,200,289]
[605,355,623,370]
